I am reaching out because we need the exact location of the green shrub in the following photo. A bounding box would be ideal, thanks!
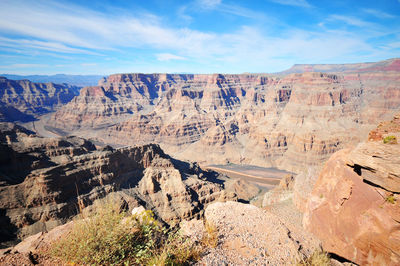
[386,194,396,204]
[48,203,199,265]
[383,135,397,144]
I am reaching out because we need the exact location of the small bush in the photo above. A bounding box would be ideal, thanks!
[201,221,218,248]
[386,194,396,204]
[383,135,397,144]
[296,250,330,266]
[149,231,201,265]
[48,203,199,265]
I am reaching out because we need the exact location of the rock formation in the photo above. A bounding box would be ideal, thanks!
[196,201,320,265]
[304,114,400,265]
[0,77,78,122]
[46,62,400,173]
[0,123,238,248]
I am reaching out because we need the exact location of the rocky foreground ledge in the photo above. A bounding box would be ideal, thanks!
[304,114,400,265]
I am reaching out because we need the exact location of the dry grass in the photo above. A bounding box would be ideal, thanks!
[297,250,330,266]
[48,202,200,265]
[201,221,218,248]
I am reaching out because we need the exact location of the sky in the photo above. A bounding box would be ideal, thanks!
[0,0,399,75]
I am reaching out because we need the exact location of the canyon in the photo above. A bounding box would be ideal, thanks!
[0,77,79,122]
[0,123,260,247]
[0,58,399,265]
[42,58,400,174]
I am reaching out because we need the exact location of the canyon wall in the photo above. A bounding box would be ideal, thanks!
[47,59,400,172]
[0,77,79,122]
[0,123,236,247]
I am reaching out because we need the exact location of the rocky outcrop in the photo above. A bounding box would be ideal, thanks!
[0,77,78,122]
[0,123,236,248]
[262,174,294,207]
[304,114,400,265]
[197,201,320,265]
[45,60,400,173]
[292,167,321,212]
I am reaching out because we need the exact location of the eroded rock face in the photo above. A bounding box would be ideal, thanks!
[0,123,233,247]
[47,63,400,173]
[0,77,78,122]
[304,115,400,265]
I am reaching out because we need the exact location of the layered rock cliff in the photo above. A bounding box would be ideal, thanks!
[304,114,400,265]
[47,62,400,173]
[0,77,79,122]
[0,123,235,248]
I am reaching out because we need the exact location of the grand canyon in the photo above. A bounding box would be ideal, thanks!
[0,56,399,265]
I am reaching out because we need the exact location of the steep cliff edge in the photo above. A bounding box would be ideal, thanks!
[0,123,238,248]
[47,64,400,173]
[304,114,400,265]
[0,77,79,122]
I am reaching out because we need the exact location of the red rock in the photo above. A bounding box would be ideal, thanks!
[45,59,400,173]
[304,118,400,265]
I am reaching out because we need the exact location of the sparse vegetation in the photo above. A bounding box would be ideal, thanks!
[386,194,396,204]
[383,135,397,144]
[48,202,200,265]
[297,250,330,266]
[201,221,219,248]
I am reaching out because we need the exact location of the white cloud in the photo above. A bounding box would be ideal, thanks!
[156,53,186,61]
[219,4,267,19]
[81,63,97,66]
[268,0,312,8]
[362,8,395,19]
[197,0,222,9]
[0,37,99,55]
[0,0,397,74]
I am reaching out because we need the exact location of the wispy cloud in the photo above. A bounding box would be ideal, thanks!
[327,15,374,28]
[362,8,395,19]
[0,63,48,69]
[0,37,99,55]
[197,0,222,9]
[81,63,97,66]
[0,0,398,74]
[177,6,193,22]
[268,0,312,8]
[156,53,186,61]
[220,4,267,19]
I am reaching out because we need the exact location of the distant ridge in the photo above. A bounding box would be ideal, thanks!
[0,74,104,87]
[278,58,400,74]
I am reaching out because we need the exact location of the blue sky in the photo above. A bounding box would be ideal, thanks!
[0,0,399,75]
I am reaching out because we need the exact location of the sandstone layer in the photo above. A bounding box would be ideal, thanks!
[0,77,79,122]
[46,60,400,173]
[304,114,400,265]
[0,123,239,248]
